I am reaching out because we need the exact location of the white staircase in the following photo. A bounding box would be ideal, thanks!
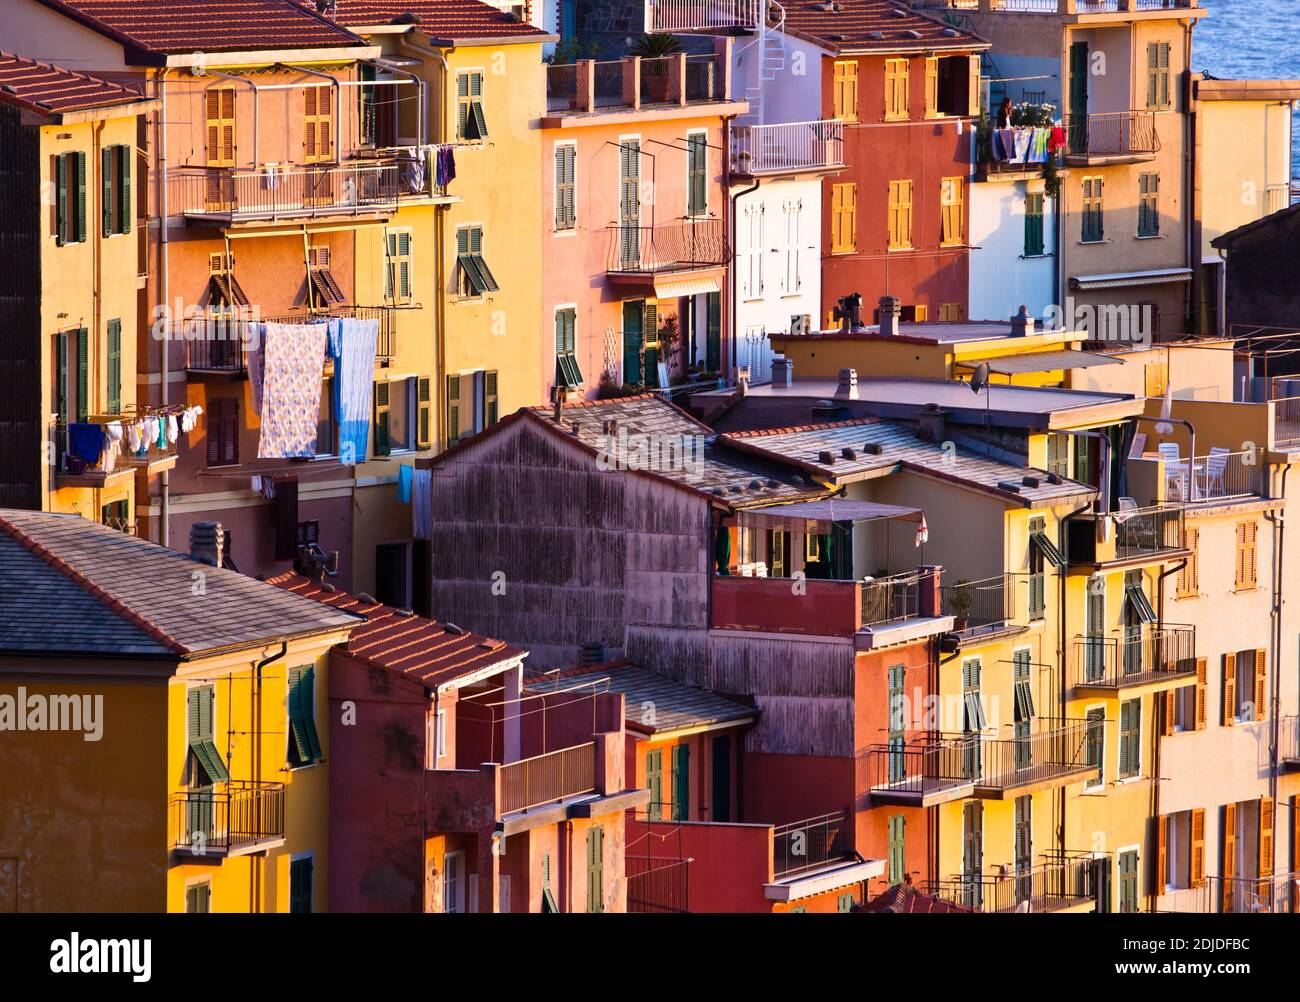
[737,1,786,127]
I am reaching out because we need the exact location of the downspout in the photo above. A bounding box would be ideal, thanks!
[1058,499,1093,858]
[1148,555,1186,911]
[729,178,760,378]
[1184,34,1196,336]
[254,640,288,913]
[1264,464,1288,865]
[159,68,171,547]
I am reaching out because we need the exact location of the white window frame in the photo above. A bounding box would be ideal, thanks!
[781,198,803,296]
[553,140,578,234]
[444,850,466,913]
[1084,702,1106,792]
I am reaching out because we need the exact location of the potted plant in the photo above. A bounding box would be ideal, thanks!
[951,579,973,630]
[631,33,682,104]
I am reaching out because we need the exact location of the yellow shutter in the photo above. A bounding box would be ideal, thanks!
[1245,520,1257,586]
[1194,656,1207,729]
[899,179,912,248]
[1222,652,1236,726]
[1293,797,1300,874]
[1254,648,1267,720]
[831,183,855,254]
[941,177,964,245]
[1222,802,1237,908]
[834,60,858,123]
[1259,797,1274,879]
[1155,816,1167,895]
[925,56,938,117]
[305,87,332,163]
[885,59,909,120]
[968,54,981,117]
[1190,807,1205,887]
[206,87,235,167]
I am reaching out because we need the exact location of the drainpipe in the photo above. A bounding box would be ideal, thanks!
[1264,464,1288,861]
[1148,555,1186,911]
[1057,498,1093,858]
[159,68,171,547]
[254,640,287,913]
[729,178,760,378]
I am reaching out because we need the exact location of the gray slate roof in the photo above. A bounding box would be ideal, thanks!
[0,510,360,658]
[526,662,756,736]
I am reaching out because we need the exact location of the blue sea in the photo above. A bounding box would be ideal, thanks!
[1194,0,1300,176]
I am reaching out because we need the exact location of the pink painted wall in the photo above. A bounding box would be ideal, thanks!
[710,576,862,635]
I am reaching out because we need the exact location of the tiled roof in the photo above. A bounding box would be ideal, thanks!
[780,0,986,53]
[268,573,527,688]
[723,418,1097,507]
[0,51,147,115]
[38,0,365,54]
[861,881,973,913]
[525,661,756,736]
[0,510,360,658]
[526,395,829,508]
[314,0,550,39]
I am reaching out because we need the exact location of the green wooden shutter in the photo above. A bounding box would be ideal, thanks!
[55,154,68,245]
[398,231,411,300]
[484,370,498,426]
[642,300,659,389]
[621,300,643,385]
[301,666,321,760]
[586,826,604,912]
[101,146,114,236]
[106,318,121,414]
[706,290,721,372]
[56,330,68,421]
[119,144,132,234]
[1024,192,1044,257]
[417,376,431,449]
[75,327,89,422]
[446,374,460,443]
[688,133,707,216]
[373,380,390,455]
[646,750,662,820]
[74,152,87,243]
[187,688,201,743]
[671,744,689,821]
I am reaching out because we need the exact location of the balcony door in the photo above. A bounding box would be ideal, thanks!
[444,850,465,913]
[887,664,906,784]
[1068,42,1089,155]
[1085,577,1106,683]
[618,139,641,269]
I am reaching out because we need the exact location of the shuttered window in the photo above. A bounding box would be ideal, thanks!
[1221,802,1237,911]
[940,176,964,246]
[1259,797,1274,881]
[555,307,582,389]
[1178,526,1199,597]
[554,143,576,230]
[106,319,121,414]
[1147,42,1171,110]
[445,370,499,445]
[1024,191,1045,257]
[830,183,856,254]
[1138,173,1160,237]
[287,665,323,767]
[75,326,89,422]
[373,379,391,456]
[1119,698,1140,778]
[385,229,412,305]
[887,179,913,250]
[686,131,708,217]
[1014,795,1032,876]
[671,744,690,821]
[417,377,431,450]
[457,71,488,141]
[924,56,939,117]
[832,60,858,122]
[586,826,604,913]
[1235,520,1258,589]
[887,814,906,885]
[706,290,721,373]
[100,144,131,236]
[1190,807,1206,886]
[205,87,236,166]
[1118,849,1139,912]
[456,226,499,297]
[1085,706,1106,788]
[304,86,333,162]
[187,685,229,785]
[884,58,909,120]
[185,882,212,913]
[1028,516,1047,620]
[782,199,802,293]
[54,151,88,245]
[289,856,314,913]
[1082,176,1104,243]
[962,801,983,908]
[645,749,663,820]
[206,396,239,467]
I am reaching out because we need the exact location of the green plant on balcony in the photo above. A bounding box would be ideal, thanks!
[633,33,682,104]
[631,33,684,58]
[951,579,973,629]
[546,37,599,65]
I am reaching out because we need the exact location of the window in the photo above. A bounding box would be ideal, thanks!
[456,226,499,297]
[937,303,962,322]
[443,851,465,913]
[1118,698,1140,779]
[304,86,333,162]
[1158,810,1204,894]
[185,881,211,913]
[1014,794,1032,879]
[456,71,488,141]
[928,54,980,117]
[1028,516,1046,620]
[830,183,856,254]
[373,377,419,455]
[287,665,323,767]
[743,202,764,297]
[962,657,985,780]
[586,826,604,913]
[555,307,582,390]
[782,199,802,293]
[106,318,121,414]
[1177,526,1199,597]
[206,397,239,467]
[1223,649,1266,724]
[1118,849,1139,912]
[686,131,708,217]
[837,891,856,912]
[1146,42,1171,110]
[205,87,236,166]
[940,177,964,246]
[1234,520,1258,589]
[1138,173,1160,237]
[385,229,412,305]
[1081,177,1104,242]
[887,663,906,783]
[53,151,87,245]
[1045,433,1070,478]
[307,246,345,308]
[554,143,576,230]
[290,855,314,913]
[187,685,229,786]
[961,801,983,908]
[924,57,939,117]
[887,179,913,250]
[645,749,663,820]
[1085,706,1106,790]
[671,744,690,821]
[887,814,906,885]
[1024,191,1045,257]
[884,58,909,120]
[100,144,131,236]
[435,707,447,760]
[832,60,858,122]
[541,853,558,912]
[446,370,498,446]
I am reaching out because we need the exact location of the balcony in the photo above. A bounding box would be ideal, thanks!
[184,306,397,375]
[1273,395,1300,451]
[171,781,286,859]
[1066,504,1188,568]
[605,219,729,295]
[973,718,1100,797]
[645,0,763,31]
[1160,874,1300,914]
[54,420,141,489]
[1163,449,1262,503]
[1281,716,1300,772]
[940,573,1017,641]
[1071,625,1197,695]
[729,120,845,178]
[1062,111,1160,165]
[544,53,730,120]
[169,162,401,225]
[499,742,596,814]
[913,0,1198,13]
[866,735,978,807]
[925,852,1099,913]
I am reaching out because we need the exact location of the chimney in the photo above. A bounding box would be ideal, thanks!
[917,403,947,444]
[835,367,858,400]
[771,355,793,388]
[737,365,750,397]
[1009,304,1035,338]
[190,521,224,568]
[878,296,902,338]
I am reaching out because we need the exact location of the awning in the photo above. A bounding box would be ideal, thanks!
[653,274,721,299]
[959,349,1124,376]
[738,499,922,534]
[1070,268,1193,292]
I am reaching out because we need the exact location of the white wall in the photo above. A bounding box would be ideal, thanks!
[968,177,1057,322]
[731,175,821,382]
[729,29,825,126]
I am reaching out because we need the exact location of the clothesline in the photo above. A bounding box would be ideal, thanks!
[986,124,1064,166]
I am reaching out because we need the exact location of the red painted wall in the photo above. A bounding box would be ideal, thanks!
[710,576,860,636]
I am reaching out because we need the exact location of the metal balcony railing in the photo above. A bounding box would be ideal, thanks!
[1112,504,1186,560]
[498,742,596,814]
[1281,716,1300,767]
[976,718,1099,793]
[772,811,853,879]
[627,856,690,913]
[1164,450,1261,502]
[925,852,1098,913]
[1063,111,1160,161]
[729,120,845,175]
[184,306,397,372]
[913,0,1197,11]
[169,162,401,222]
[171,780,285,856]
[1072,625,1197,690]
[607,219,728,274]
[940,573,1014,635]
[861,571,921,628]
[1273,396,1300,449]
[646,0,764,31]
[866,735,978,803]
[547,62,579,112]
[1161,874,1300,914]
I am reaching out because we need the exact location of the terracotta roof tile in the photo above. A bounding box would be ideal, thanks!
[40,0,365,54]
[0,51,147,115]
[268,573,527,686]
[780,0,985,53]
[306,0,549,39]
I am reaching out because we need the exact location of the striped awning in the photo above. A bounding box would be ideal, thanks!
[653,274,721,299]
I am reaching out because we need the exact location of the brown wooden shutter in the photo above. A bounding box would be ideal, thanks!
[274,476,300,562]
[1259,797,1274,879]
[1222,802,1237,911]
[968,55,981,116]
[1190,808,1205,887]
[1253,648,1267,721]
[1194,656,1208,730]
[1161,690,1176,736]
[1222,652,1236,726]
[1153,815,1167,895]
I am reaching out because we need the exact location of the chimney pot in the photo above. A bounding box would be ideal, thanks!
[771,355,793,388]
[917,403,947,444]
[189,521,224,568]
[1009,304,1035,338]
[878,296,902,338]
[835,367,858,400]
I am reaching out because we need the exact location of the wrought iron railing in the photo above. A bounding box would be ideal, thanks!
[729,120,845,175]
[940,573,1013,634]
[627,856,690,913]
[1063,111,1160,160]
[866,735,978,797]
[976,718,1098,791]
[926,852,1098,913]
[861,571,921,628]
[169,162,401,222]
[1161,874,1300,914]
[606,218,728,274]
[171,780,285,854]
[1071,625,1197,689]
[1111,504,1185,559]
[646,0,763,31]
[773,811,852,879]
[498,742,596,814]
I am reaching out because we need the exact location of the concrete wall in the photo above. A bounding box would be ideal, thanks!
[969,175,1057,321]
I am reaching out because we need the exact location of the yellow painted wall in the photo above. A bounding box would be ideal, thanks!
[1198,100,1293,257]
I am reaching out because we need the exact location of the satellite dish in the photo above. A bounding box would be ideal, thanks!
[970,362,991,395]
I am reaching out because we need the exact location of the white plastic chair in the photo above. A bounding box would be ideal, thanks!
[1158,442,1188,500]
[1203,447,1230,497]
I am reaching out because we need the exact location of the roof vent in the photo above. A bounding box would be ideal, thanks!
[392,10,422,24]
[903,28,922,38]
[868,31,884,39]
[943,27,958,36]
[321,583,336,594]
[917,403,947,445]
[189,521,224,568]
[841,447,857,461]
[878,295,902,338]
[748,479,763,490]
[445,622,466,636]
[818,450,836,465]
[1046,472,1063,485]
[396,607,415,616]
[835,367,859,400]
[827,33,845,41]
[863,442,883,456]
[1022,475,1041,489]
[1009,304,1035,338]
[580,643,607,666]
[603,418,619,436]
[771,355,793,389]
[357,592,378,604]
[997,480,1023,494]
[765,478,781,488]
